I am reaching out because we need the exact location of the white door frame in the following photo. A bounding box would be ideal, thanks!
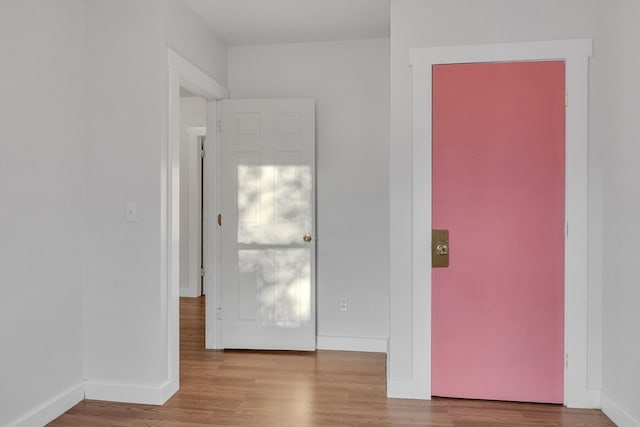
[204,101,224,350]
[165,49,227,401]
[399,39,595,407]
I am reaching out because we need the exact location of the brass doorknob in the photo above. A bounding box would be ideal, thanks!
[303,234,312,243]
[435,243,448,255]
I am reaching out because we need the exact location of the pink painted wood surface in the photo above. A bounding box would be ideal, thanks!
[431,61,565,403]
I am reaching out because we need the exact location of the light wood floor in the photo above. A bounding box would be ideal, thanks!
[50,297,614,426]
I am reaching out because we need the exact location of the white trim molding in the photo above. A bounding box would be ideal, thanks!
[389,39,595,406]
[84,380,175,405]
[316,336,388,353]
[387,379,431,400]
[204,101,223,350]
[601,393,640,427]
[165,48,228,403]
[179,287,200,298]
[6,383,84,427]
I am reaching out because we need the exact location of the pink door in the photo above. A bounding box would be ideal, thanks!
[431,61,565,403]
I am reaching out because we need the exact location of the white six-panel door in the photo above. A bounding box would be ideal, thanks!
[220,98,316,350]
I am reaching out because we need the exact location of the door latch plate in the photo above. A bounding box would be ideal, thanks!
[432,229,449,268]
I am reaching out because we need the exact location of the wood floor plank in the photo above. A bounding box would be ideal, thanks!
[49,297,614,426]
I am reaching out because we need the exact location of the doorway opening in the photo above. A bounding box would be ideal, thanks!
[179,91,207,300]
[166,48,228,401]
[200,135,205,297]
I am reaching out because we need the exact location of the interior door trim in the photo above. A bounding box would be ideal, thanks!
[387,39,595,408]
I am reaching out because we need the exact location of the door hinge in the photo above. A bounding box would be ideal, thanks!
[200,268,205,277]
[565,92,569,107]
[565,353,569,368]
[217,119,222,133]
[201,148,206,158]
[217,306,222,320]
[217,213,222,226]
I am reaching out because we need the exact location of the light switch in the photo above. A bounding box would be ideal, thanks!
[125,202,138,223]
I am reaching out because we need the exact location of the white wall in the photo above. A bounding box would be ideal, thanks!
[83,0,226,402]
[599,1,640,424]
[228,39,390,348]
[83,0,167,387]
[167,0,228,87]
[0,0,225,419]
[179,97,207,297]
[0,1,86,424]
[389,0,602,395]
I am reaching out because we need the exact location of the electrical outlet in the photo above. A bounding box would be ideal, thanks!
[339,297,348,312]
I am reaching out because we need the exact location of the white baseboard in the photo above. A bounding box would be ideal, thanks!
[565,388,601,409]
[8,379,179,425]
[179,287,200,298]
[601,392,640,427]
[84,379,174,405]
[7,383,84,427]
[386,378,430,399]
[161,378,179,403]
[316,335,388,353]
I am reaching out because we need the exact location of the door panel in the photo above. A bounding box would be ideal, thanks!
[431,61,565,403]
[220,98,315,350]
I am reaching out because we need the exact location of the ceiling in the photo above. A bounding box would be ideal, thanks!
[183,0,390,46]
